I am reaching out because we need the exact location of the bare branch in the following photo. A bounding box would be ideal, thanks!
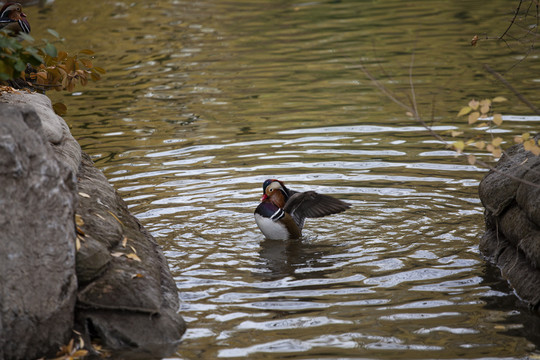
[500,0,524,40]
[359,62,540,189]
[483,63,540,115]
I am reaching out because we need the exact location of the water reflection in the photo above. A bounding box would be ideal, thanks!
[258,238,332,281]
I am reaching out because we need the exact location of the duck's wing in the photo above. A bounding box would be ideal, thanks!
[283,191,350,229]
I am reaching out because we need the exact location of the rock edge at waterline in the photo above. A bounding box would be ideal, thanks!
[0,91,185,359]
[479,135,540,309]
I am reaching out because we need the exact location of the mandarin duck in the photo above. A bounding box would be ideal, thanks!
[0,2,30,34]
[254,179,350,240]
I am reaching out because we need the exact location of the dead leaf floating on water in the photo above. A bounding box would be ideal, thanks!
[78,192,90,198]
[471,34,478,46]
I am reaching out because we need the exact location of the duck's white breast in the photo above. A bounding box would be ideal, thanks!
[254,213,289,240]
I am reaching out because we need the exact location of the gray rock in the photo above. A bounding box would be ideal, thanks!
[75,153,186,357]
[0,103,78,360]
[479,136,540,309]
[0,92,185,359]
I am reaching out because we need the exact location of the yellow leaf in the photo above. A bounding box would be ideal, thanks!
[524,140,540,155]
[76,237,81,251]
[453,141,465,151]
[132,273,144,279]
[468,111,480,124]
[75,214,84,227]
[457,106,472,117]
[111,252,125,258]
[406,111,413,117]
[479,98,492,107]
[126,253,141,262]
[477,122,488,128]
[122,236,128,248]
[78,192,90,198]
[474,141,486,149]
[72,350,89,357]
[479,99,491,115]
[492,137,503,147]
[467,154,476,165]
[129,245,137,253]
[492,113,503,126]
[451,131,463,137]
[514,135,523,144]
[492,96,508,102]
[468,99,479,110]
[522,132,530,141]
[486,144,494,152]
[76,226,85,236]
[491,147,502,158]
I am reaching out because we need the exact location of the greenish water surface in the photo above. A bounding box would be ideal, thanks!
[27,0,540,358]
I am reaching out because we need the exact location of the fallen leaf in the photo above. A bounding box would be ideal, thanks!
[467,154,476,165]
[491,147,502,158]
[492,113,503,126]
[111,252,125,258]
[132,273,144,279]
[492,96,508,102]
[471,34,478,46]
[78,192,90,198]
[122,236,128,248]
[107,211,124,226]
[76,226,85,236]
[76,237,81,251]
[451,131,463,137]
[129,245,137,254]
[126,253,141,262]
[75,214,84,227]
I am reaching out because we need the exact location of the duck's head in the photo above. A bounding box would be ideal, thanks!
[261,179,289,207]
[1,2,30,34]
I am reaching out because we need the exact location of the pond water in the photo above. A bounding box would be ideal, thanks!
[27,0,540,358]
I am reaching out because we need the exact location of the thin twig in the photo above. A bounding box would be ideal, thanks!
[359,63,540,189]
[500,0,524,40]
[483,63,540,115]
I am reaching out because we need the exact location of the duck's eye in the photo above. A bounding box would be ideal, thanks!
[269,188,273,192]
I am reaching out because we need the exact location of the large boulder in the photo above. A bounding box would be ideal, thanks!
[0,103,78,360]
[0,91,185,359]
[479,135,540,308]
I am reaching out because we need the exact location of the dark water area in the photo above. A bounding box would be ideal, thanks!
[26,0,540,358]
